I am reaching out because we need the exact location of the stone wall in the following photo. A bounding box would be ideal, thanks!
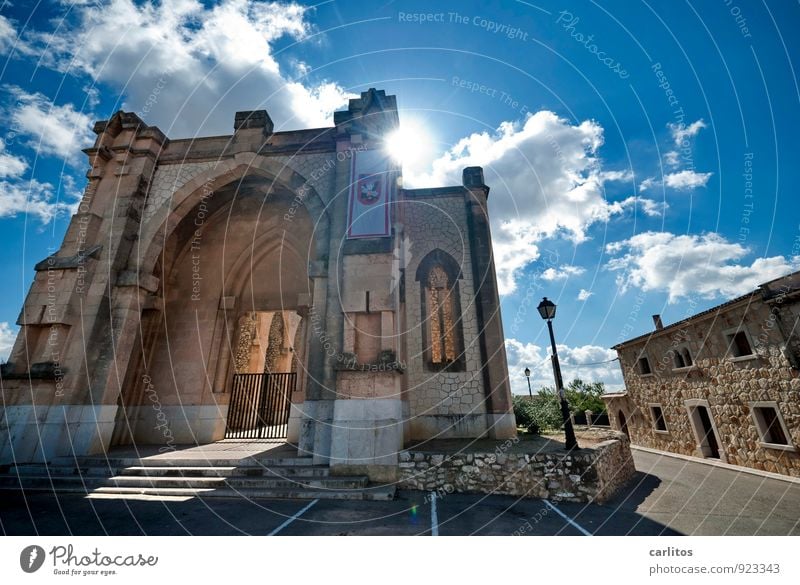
[402,192,486,439]
[609,295,800,477]
[397,432,635,503]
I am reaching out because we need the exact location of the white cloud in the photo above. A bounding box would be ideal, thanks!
[505,338,622,394]
[6,87,94,162]
[638,198,667,217]
[669,119,707,146]
[619,196,667,217]
[664,150,680,167]
[0,15,17,54]
[0,15,34,56]
[577,289,593,301]
[606,231,799,303]
[0,139,28,178]
[639,170,712,192]
[30,0,352,137]
[0,177,79,223]
[541,265,585,281]
[405,110,634,295]
[0,321,17,362]
[664,169,712,190]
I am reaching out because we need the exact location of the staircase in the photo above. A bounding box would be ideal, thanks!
[0,453,395,501]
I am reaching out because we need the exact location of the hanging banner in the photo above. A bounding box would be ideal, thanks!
[346,148,397,238]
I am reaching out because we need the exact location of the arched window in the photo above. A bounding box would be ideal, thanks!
[416,250,464,371]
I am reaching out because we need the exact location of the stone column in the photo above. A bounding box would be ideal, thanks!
[462,167,517,439]
[0,112,169,464]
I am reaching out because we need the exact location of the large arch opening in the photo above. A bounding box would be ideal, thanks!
[111,171,320,448]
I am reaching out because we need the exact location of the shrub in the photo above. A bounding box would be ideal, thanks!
[513,395,561,433]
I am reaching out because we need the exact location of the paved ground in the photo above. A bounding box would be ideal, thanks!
[1,450,798,536]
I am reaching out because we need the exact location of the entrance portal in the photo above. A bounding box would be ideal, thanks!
[225,373,295,439]
[687,402,722,459]
[618,410,629,439]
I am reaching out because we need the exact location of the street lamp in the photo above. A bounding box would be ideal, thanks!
[537,297,578,450]
[524,367,532,398]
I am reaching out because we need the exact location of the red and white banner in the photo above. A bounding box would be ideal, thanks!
[347,149,398,239]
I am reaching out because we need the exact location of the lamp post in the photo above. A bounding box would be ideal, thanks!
[524,367,532,398]
[537,297,578,450]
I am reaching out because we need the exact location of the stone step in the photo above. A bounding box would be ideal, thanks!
[10,463,329,478]
[54,456,315,468]
[0,473,368,491]
[120,465,331,478]
[0,480,395,501]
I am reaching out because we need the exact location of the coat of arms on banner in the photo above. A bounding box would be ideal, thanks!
[357,174,382,205]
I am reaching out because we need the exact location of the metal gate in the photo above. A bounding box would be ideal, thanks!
[225,373,295,439]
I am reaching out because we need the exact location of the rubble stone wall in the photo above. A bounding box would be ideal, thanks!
[397,432,635,503]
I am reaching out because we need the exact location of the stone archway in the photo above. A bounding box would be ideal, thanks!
[111,164,323,447]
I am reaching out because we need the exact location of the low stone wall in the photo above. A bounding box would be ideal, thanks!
[398,431,635,503]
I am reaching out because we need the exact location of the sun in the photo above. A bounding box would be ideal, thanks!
[384,119,436,171]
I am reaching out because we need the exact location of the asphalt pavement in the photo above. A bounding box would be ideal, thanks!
[1,450,798,536]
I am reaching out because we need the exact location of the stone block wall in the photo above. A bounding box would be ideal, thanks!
[397,432,635,503]
[610,296,800,477]
[402,192,487,439]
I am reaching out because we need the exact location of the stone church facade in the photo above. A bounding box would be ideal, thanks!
[605,270,800,477]
[0,89,516,481]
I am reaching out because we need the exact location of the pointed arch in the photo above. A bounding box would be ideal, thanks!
[133,152,331,277]
[415,249,465,371]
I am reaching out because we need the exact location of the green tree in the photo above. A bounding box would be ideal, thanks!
[534,378,607,415]
[514,378,607,433]
[564,378,606,414]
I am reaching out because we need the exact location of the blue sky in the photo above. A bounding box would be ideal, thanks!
[0,0,798,393]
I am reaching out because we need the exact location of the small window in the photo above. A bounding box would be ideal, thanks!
[726,330,753,357]
[650,405,667,432]
[751,404,790,446]
[672,346,693,369]
[637,356,652,375]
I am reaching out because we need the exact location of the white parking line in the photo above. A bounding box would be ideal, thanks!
[430,492,439,536]
[544,500,592,536]
[268,499,319,536]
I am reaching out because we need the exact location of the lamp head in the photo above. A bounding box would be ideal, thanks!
[537,297,557,320]
[524,367,531,378]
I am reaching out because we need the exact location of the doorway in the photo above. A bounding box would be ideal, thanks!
[686,401,722,459]
[618,410,630,439]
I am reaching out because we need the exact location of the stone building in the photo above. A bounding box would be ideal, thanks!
[0,89,516,482]
[604,270,800,477]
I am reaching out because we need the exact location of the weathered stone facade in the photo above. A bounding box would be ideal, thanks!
[606,271,800,477]
[398,430,635,503]
[0,89,517,482]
